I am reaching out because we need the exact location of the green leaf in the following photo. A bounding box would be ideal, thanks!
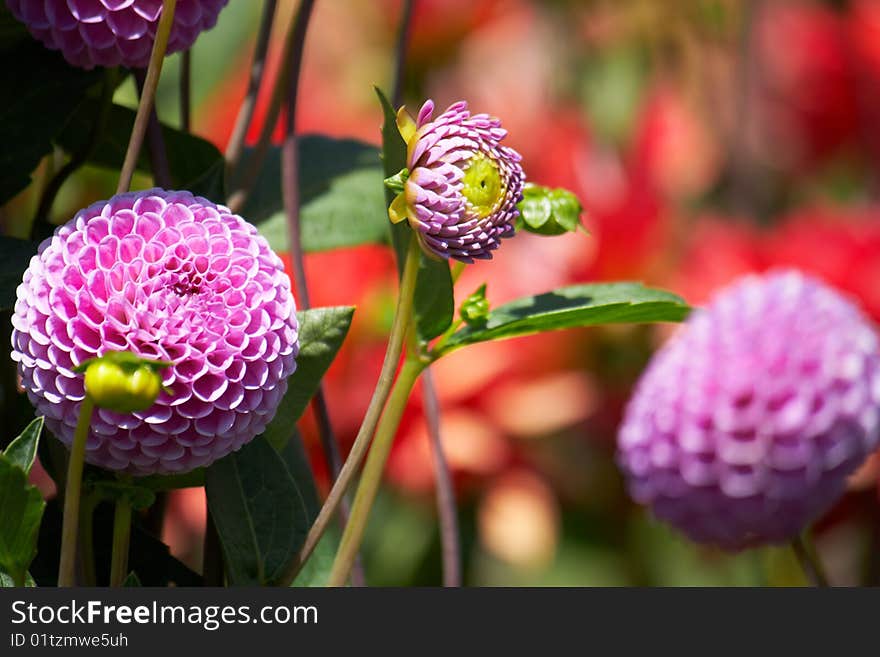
[0,18,104,204]
[256,167,389,253]
[0,455,45,587]
[56,102,225,198]
[0,569,35,587]
[262,307,354,451]
[375,88,454,341]
[243,136,384,222]
[0,237,36,312]
[291,529,339,587]
[437,282,690,354]
[204,435,314,585]
[4,417,44,474]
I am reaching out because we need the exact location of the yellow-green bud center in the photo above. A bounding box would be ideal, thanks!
[84,361,162,413]
[461,154,502,218]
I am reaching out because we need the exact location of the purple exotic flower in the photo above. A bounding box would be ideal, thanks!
[617,270,880,550]
[6,0,228,70]
[388,100,525,263]
[11,189,298,476]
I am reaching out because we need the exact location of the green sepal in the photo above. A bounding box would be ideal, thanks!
[384,168,410,194]
[73,350,173,375]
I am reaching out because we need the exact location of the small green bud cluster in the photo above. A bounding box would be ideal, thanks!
[516,183,584,236]
[460,284,490,326]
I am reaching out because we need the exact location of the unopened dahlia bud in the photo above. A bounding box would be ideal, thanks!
[6,0,229,70]
[460,284,489,326]
[388,100,525,263]
[80,352,167,413]
[617,270,880,549]
[11,189,299,476]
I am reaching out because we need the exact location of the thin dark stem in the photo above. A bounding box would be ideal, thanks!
[180,49,192,133]
[422,369,461,587]
[227,0,314,213]
[278,0,342,491]
[116,0,177,194]
[277,0,362,585]
[791,534,830,587]
[202,511,224,586]
[226,0,278,179]
[32,67,118,241]
[134,69,173,189]
[391,0,416,107]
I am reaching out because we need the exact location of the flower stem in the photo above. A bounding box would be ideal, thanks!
[133,69,173,188]
[328,356,425,586]
[227,0,315,214]
[58,397,95,587]
[109,497,133,587]
[278,0,342,480]
[116,0,177,195]
[391,0,416,106]
[276,236,422,586]
[78,493,98,586]
[225,0,278,179]
[421,368,461,586]
[791,533,830,587]
[180,49,192,133]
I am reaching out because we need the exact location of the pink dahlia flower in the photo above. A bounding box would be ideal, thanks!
[389,100,525,263]
[11,189,298,476]
[6,0,228,70]
[617,270,880,549]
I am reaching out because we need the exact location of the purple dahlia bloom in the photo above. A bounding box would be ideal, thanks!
[11,189,298,476]
[6,0,228,70]
[617,270,880,549]
[389,100,525,263]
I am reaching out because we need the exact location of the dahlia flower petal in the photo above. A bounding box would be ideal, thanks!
[11,189,299,476]
[617,270,880,549]
[395,99,525,263]
[6,0,228,69]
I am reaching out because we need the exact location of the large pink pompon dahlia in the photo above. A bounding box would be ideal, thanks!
[389,100,525,263]
[6,0,228,70]
[617,270,880,549]
[11,189,299,476]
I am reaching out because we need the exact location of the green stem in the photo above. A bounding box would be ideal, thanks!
[276,237,422,586]
[328,357,425,586]
[58,397,95,587]
[78,493,98,586]
[116,0,177,194]
[109,497,133,586]
[791,533,830,587]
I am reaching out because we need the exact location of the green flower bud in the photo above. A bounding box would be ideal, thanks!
[516,183,584,236]
[460,284,490,326]
[78,352,170,413]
